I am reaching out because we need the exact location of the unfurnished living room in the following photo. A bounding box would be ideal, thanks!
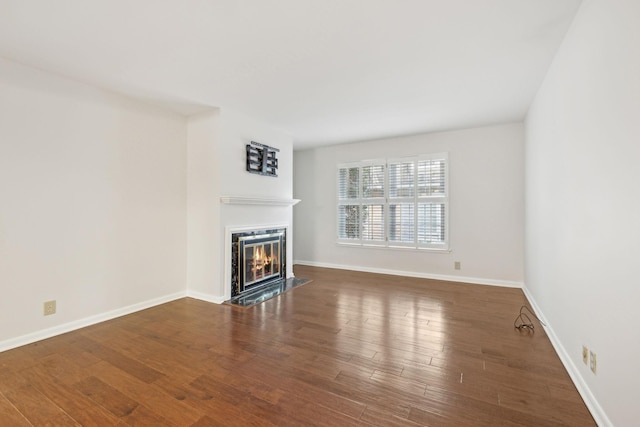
[0,1,637,426]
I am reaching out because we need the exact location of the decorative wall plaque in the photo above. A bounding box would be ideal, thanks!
[246,141,279,177]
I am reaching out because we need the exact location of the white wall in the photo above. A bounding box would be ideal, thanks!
[293,123,524,286]
[186,109,222,301]
[0,58,187,349]
[525,1,640,425]
[187,108,294,302]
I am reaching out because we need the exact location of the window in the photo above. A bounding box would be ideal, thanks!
[337,153,448,250]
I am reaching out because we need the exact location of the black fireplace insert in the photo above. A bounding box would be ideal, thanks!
[231,228,286,298]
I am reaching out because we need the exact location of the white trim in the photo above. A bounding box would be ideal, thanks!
[220,196,300,206]
[293,260,522,288]
[522,286,612,427]
[0,291,186,353]
[186,290,226,304]
[336,158,386,169]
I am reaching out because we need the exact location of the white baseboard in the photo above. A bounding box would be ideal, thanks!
[522,286,611,427]
[186,290,226,304]
[293,260,523,288]
[0,291,187,353]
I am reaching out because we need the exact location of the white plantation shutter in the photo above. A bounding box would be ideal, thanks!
[417,158,445,197]
[337,161,386,244]
[338,154,448,249]
[418,203,446,244]
[338,204,360,239]
[337,166,360,240]
[388,203,414,243]
[361,164,385,242]
[362,204,385,240]
[338,167,359,199]
[417,156,447,246]
[388,159,416,246]
[362,164,385,198]
[389,161,414,198]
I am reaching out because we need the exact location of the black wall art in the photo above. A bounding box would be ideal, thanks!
[246,141,279,177]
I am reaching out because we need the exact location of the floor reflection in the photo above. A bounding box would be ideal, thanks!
[226,277,312,307]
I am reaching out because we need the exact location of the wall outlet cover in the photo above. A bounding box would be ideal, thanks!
[44,300,56,316]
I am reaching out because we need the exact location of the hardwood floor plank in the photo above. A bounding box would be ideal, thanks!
[123,403,175,426]
[370,369,428,396]
[219,371,285,405]
[171,382,277,427]
[0,366,30,393]
[74,337,165,384]
[406,405,464,427]
[411,391,501,426]
[75,376,139,418]
[90,360,204,426]
[359,405,425,427]
[235,355,368,420]
[189,415,227,426]
[19,365,122,425]
[4,384,80,426]
[249,390,365,427]
[496,385,597,426]
[0,392,32,426]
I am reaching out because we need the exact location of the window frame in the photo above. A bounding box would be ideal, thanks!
[337,153,449,251]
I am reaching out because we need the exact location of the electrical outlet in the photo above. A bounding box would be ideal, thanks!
[43,300,56,316]
[582,346,588,365]
[454,261,461,270]
[589,350,597,374]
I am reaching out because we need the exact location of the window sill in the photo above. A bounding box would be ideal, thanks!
[220,196,300,206]
[336,241,451,253]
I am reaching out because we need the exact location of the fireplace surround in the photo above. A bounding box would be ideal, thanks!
[230,226,286,299]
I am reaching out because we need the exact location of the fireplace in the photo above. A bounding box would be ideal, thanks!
[231,227,286,298]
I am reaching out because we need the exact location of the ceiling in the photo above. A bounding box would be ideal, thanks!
[0,0,582,149]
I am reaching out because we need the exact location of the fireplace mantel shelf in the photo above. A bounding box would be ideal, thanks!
[220,196,301,206]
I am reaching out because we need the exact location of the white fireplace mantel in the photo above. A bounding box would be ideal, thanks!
[220,196,300,206]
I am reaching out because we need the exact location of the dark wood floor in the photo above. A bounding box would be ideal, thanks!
[0,266,595,426]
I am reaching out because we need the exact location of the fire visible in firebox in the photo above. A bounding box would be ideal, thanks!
[254,245,269,277]
[245,243,279,284]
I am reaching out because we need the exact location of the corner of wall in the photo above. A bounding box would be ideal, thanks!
[521,284,612,427]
